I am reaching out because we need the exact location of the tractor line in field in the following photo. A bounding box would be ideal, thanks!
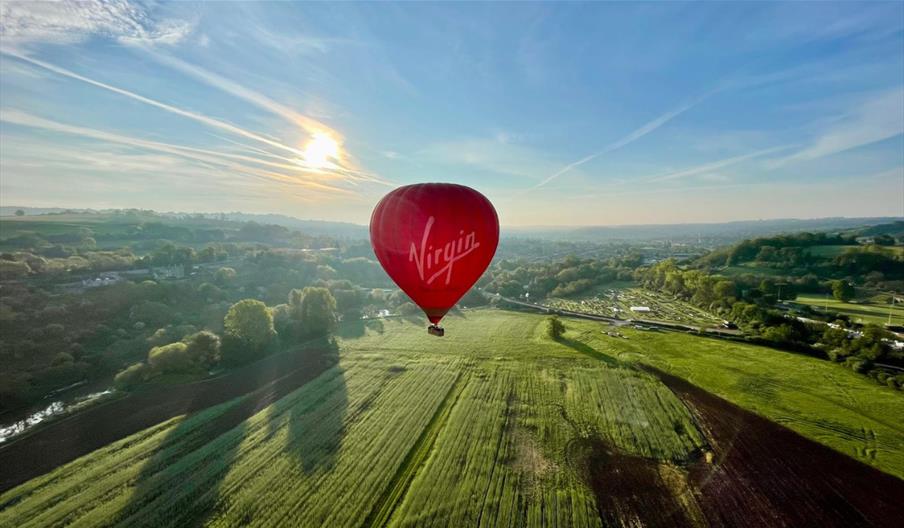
[363,372,467,528]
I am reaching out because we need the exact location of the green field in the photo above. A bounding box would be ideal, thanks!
[717,263,787,277]
[2,309,903,527]
[805,245,860,258]
[790,293,904,326]
[543,286,723,327]
[580,326,904,476]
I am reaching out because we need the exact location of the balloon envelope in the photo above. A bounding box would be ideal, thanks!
[370,183,499,325]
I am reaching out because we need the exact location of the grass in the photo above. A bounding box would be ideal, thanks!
[2,309,903,527]
[718,264,787,277]
[574,322,904,477]
[806,245,860,258]
[790,293,904,326]
[0,311,702,527]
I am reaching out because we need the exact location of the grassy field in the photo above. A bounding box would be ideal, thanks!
[805,245,860,258]
[579,324,904,476]
[717,264,787,277]
[0,311,705,527]
[2,309,903,527]
[790,293,903,326]
[543,286,723,327]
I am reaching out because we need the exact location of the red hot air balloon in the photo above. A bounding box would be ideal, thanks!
[370,183,499,336]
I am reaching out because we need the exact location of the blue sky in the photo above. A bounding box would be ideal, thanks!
[1,1,902,226]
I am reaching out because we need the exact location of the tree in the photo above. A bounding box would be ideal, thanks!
[759,279,776,295]
[214,267,237,286]
[714,280,737,301]
[148,342,192,373]
[114,363,149,389]
[183,330,221,368]
[14,209,24,216]
[546,316,565,340]
[222,299,276,364]
[832,280,855,302]
[873,234,895,246]
[296,287,338,338]
[331,288,361,313]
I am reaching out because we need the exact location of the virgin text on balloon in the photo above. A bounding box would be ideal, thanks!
[408,216,481,286]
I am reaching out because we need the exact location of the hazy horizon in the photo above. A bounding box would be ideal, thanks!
[1,2,903,225]
[3,204,901,231]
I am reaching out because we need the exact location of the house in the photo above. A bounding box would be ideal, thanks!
[630,306,651,313]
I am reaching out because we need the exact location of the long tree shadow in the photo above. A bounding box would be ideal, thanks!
[112,336,344,526]
[112,402,251,527]
[284,337,348,476]
[559,336,621,367]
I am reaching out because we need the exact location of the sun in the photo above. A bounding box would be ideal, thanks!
[302,133,340,169]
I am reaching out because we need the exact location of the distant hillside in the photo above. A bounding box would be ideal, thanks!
[5,207,900,244]
[852,221,904,238]
[214,213,368,239]
[1,206,94,216]
[508,217,903,244]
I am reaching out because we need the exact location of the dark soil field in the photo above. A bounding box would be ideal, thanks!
[647,367,904,527]
[0,344,334,493]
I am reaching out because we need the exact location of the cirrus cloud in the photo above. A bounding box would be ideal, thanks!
[0,0,193,50]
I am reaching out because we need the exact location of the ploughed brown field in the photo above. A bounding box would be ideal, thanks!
[587,366,904,527]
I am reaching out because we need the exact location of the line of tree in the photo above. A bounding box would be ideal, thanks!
[115,288,340,389]
[481,254,641,299]
[636,260,903,389]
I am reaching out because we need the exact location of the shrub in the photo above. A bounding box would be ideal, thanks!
[214,267,237,286]
[183,331,221,369]
[296,287,338,338]
[546,316,565,340]
[148,342,192,373]
[222,299,276,365]
[114,362,149,390]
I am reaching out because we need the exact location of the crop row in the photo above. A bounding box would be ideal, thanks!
[0,356,460,528]
[388,359,704,527]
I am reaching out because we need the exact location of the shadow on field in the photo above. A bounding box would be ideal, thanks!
[559,337,620,367]
[110,339,346,526]
[337,317,366,339]
[113,415,250,527]
[285,338,348,475]
[573,438,694,527]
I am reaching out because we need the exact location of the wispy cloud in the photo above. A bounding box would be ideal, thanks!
[770,88,904,167]
[0,109,352,195]
[0,0,193,50]
[3,51,306,156]
[0,48,387,188]
[646,146,791,183]
[419,137,565,182]
[2,50,387,186]
[140,50,337,140]
[530,92,711,190]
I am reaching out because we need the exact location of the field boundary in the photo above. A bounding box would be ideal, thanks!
[362,372,467,528]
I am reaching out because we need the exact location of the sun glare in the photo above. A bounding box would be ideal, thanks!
[302,133,340,169]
